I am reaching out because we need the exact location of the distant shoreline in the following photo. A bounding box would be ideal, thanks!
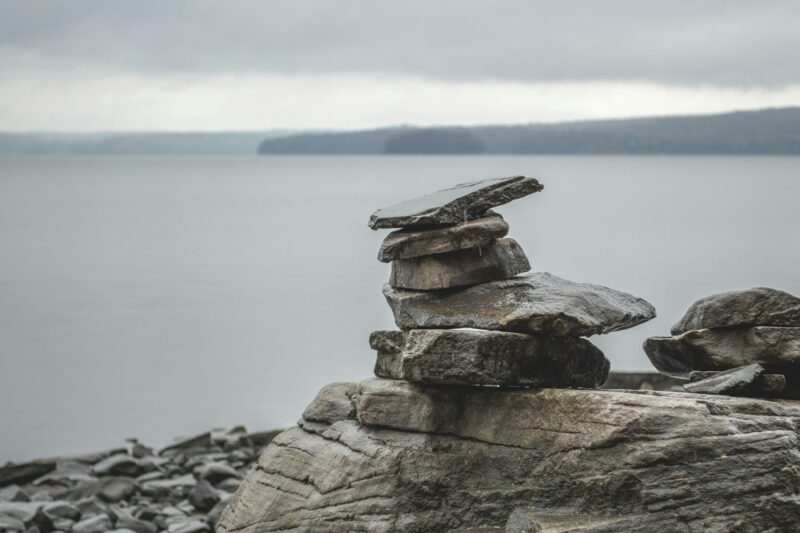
[2,107,799,156]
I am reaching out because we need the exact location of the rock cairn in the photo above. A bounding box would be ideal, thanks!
[369,176,656,389]
[217,177,800,532]
[644,287,800,398]
[0,426,279,533]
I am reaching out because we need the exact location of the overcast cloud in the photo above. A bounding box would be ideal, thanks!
[1,0,799,130]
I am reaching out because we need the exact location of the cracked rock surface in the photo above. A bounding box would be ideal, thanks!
[218,379,800,532]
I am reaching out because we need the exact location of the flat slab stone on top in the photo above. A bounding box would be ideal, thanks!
[368,176,542,230]
[378,212,509,262]
[389,238,530,290]
[644,326,800,377]
[671,287,800,335]
[383,271,656,336]
[371,328,610,388]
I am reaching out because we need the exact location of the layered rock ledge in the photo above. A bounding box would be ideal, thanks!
[218,379,800,532]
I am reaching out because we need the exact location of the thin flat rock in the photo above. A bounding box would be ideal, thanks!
[688,368,786,396]
[672,287,800,335]
[389,238,530,290]
[683,364,764,394]
[378,212,509,262]
[383,271,656,336]
[368,176,542,229]
[644,326,800,377]
[372,328,609,388]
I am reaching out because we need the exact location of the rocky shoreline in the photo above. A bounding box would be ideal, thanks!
[0,427,281,533]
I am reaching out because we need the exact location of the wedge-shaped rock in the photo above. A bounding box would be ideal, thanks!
[378,212,509,262]
[683,364,764,394]
[384,272,656,336]
[372,328,609,388]
[687,366,786,396]
[671,287,800,335]
[368,176,542,229]
[219,379,800,532]
[389,238,530,290]
[644,326,800,376]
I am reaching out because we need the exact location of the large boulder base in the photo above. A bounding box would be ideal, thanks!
[383,272,656,336]
[218,379,800,532]
[378,212,509,262]
[671,287,800,335]
[389,238,531,290]
[644,326,800,376]
[368,176,542,229]
[371,328,609,388]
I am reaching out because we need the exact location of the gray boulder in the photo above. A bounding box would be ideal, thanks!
[384,272,656,336]
[218,378,800,532]
[377,212,509,262]
[389,238,530,290]
[671,287,800,335]
[644,326,800,376]
[368,176,542,229]
[372,329,609,388]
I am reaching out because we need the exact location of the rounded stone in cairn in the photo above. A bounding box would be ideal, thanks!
[388,237,530,290]
[370,328,610,388]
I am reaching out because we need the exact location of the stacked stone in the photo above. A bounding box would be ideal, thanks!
[368,176,656,389]
[644,287,800,398]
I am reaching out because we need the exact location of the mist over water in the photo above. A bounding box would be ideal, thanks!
[1,155,798,461]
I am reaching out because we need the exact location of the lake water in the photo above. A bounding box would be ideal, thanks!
[1,155,799,461]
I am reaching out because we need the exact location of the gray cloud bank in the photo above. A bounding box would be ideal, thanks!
[1,0,798,87]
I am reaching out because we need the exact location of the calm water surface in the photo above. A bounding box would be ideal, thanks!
[1,155,799,460]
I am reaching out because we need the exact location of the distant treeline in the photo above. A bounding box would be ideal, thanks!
[2,108,798,155]
[258,108,800,155]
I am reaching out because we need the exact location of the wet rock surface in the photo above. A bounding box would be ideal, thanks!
[368,176,542,229]
[0,426,281,532]
[218,380,800,532]
[372,328,610,387]
[388,238,531,290]
[377,212,509,262]
[671,286,800,335]
[384,272,656,336]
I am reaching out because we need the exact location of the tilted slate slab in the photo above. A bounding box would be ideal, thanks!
[368,176,542,229]
[377,212,509,262]
[383,272,656,336]
[370,328,609,388]
[686,366,786,396]
[671,287,800,335]
[389,238,530,290]
[644,326,800,377]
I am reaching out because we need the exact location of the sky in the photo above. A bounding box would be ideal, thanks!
[1,0,800,131]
